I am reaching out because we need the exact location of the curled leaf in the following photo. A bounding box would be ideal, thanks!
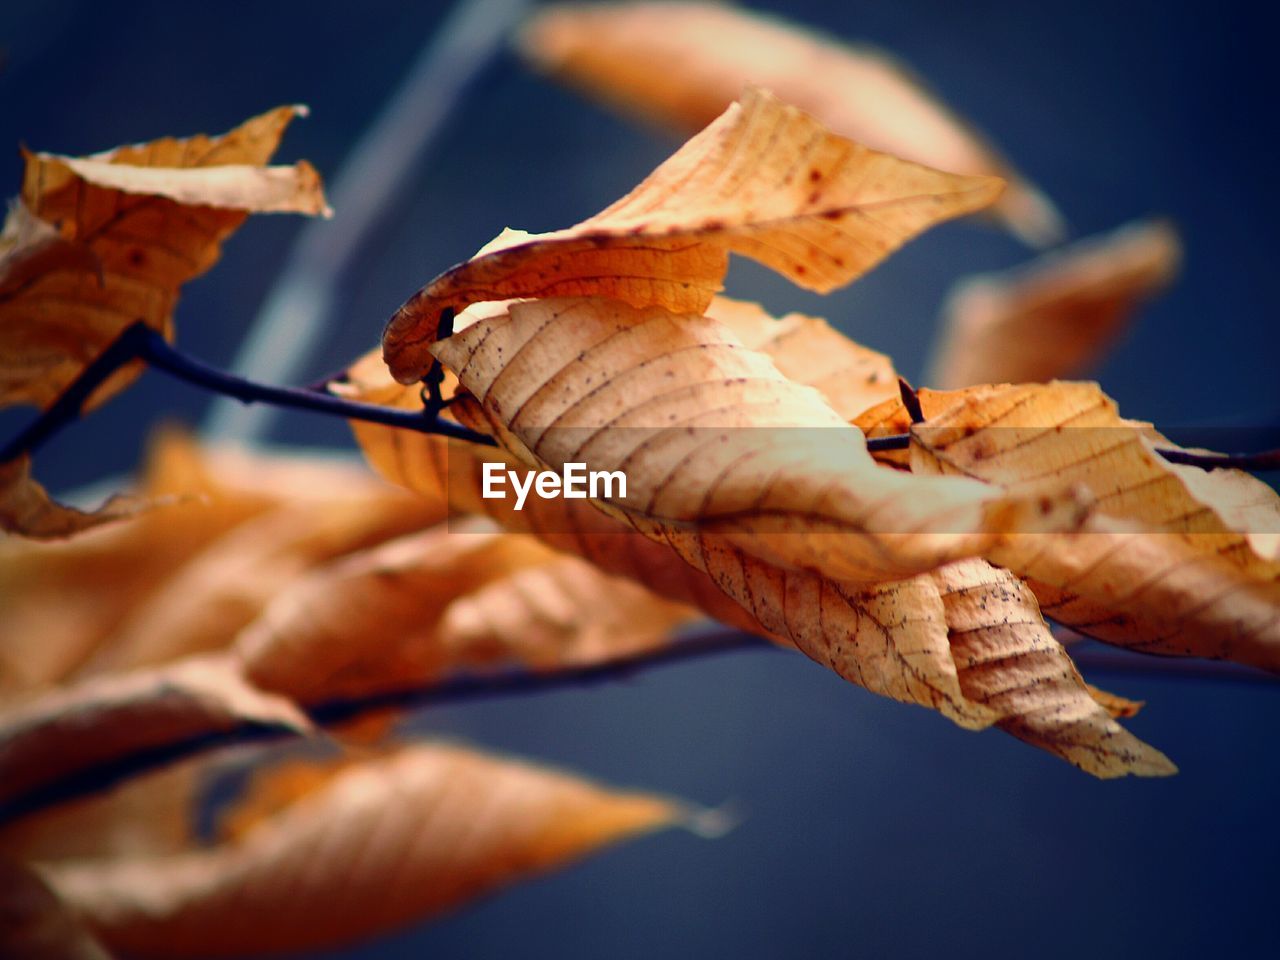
[0,456,153,541]
[898,381,1280,668]
[433,296,1089,582]
[1,105,328,412]
[44,744,678,957]
[520,0,1059,245]
[382,86,1003,381]
[929,220,1181,387]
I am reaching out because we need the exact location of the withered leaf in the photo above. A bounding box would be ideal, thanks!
[0,654,309,811]
[0,456,153,541]
[0,432,443,694]
[901,381,1280,668]
[433,296,1089,583]
[44,744,678,957]
[342,320,1165,774]
[382,86,1003,382]
[71,480,445,678]
[238,519,696,704]
[0,104,328,413]
[934,559,1173,776]
[520,0,1061,245]
[929,219,1181,388]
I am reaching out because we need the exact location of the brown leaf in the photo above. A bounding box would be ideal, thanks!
[382,86,1003,382]
[519,1,1060,246]
[1,105,328,413]
[0,654,309,811]
[433,296,1089,583]
[0,431,442,694]
[71,482,446,678]
[902,381,1280,668]
[340,340,1164,774]
[0,859,113,960]
[44,744,678,957]
[238,518,696,703]
[0,456,153,541]
[934,559,1173,777]
[929,220,1181,388]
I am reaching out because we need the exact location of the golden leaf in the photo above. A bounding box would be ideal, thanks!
[519,0,1060,245]
[342,320,1164,774]
[382,86,1002,382]
[902,381,1280,668]
[929,220,1181,388]
[1,105,329,413]
[43,744,678,957]
[432,296,1088,582]
[0,654,309,811]
[237,518,696,704]
[933,559,1173,776]
[0,431,443,694]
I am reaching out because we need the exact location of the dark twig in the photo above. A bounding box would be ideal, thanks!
[1,322,495,464]
[0,631,775,826]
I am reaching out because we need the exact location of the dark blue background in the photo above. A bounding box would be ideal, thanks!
[3,2,1279,957]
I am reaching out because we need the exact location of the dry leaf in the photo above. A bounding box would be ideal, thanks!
[382,86,1003,381]
[705,296,899,419]
[1,105,328,413]
[899,381,1280,668]
[0,859,112,960]
[933,559,1172,776]
[0,456,152,541]
[0,432,439,695]
[44,744,678,957]
[433,296,1089,582]
[341,339,1164,774]
[71,482,446,677]
[519,1,1061,246]
[0,655,309,812]
[929,219,1181,388]
[239,519,696,704]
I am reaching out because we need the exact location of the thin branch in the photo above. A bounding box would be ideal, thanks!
[0,322,494,464]
[0,632,774,827]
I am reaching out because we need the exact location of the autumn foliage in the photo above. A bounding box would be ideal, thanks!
[1,3,1276,957]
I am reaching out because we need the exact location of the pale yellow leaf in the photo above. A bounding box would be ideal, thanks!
[929,220,1181,387]
[382,86,1002,382]
[519,1,1060,245]
[933,559,1172,777]
[44,744,678,957]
